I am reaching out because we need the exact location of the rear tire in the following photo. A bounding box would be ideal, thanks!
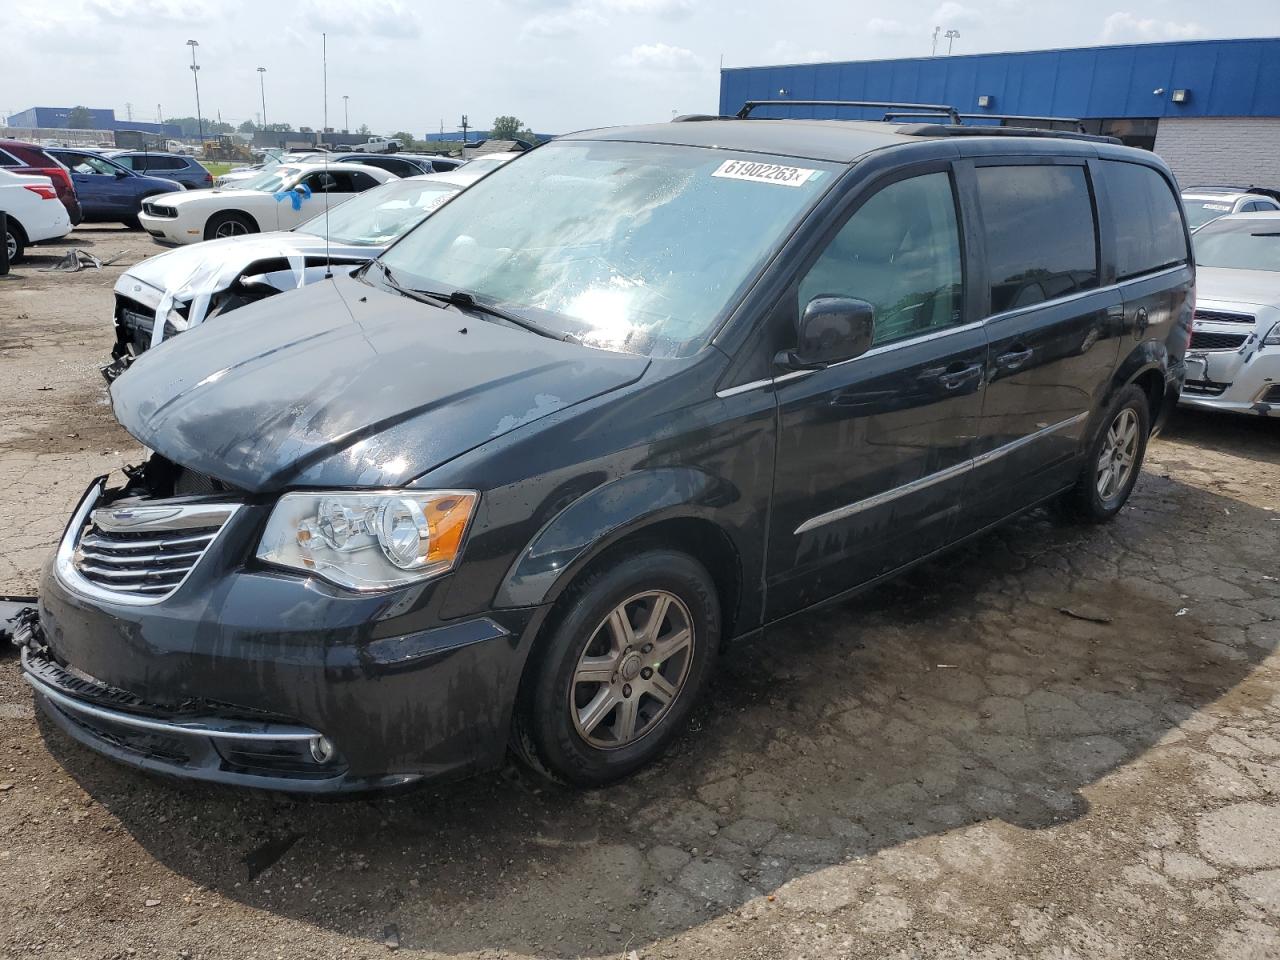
[4,217,26,264]
[513,549,720,787]
[203,211,256,241]
[1060,384,1150,523]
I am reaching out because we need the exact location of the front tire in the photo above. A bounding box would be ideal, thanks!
[513,549,720,787]
[203,211,257,241]
[1061,384,1150,522]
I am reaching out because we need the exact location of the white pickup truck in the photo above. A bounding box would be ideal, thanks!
[348,136,402,154]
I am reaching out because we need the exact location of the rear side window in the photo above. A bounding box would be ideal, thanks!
[113,155,137,170]
[1102,161,1188,280]
[0,150,19,167]
[975,164,1099,314]
[798,171,964,347]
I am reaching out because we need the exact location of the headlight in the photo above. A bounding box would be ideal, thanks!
[256,490,477,591]
[1264,321,1280,346]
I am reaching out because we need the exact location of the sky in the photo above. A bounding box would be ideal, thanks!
[5,0,1280,136]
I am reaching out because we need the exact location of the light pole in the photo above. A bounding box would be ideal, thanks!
[186,39,204,142]
[257,66,267,130]
[945,29,960,55]
[932,26,940,56]
[342,95,349,133]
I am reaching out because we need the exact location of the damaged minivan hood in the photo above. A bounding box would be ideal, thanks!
[110,275,649,492]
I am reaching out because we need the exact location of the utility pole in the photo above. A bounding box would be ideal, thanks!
[125,102,133,121]
[186,39,204,141]
[460,114,469,143]
[342,95,349,133]
[932,26,940,56]
[257,66,268,129]
[945,29,960,55]
[156,103,162,123]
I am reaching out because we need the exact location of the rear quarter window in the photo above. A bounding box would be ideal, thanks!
[1102,160,1188,280]
[975,164,1099,314]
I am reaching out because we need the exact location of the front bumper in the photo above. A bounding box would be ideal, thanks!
[1180,347,1280,417]
[137,213,197,245]
[25,483,549,793]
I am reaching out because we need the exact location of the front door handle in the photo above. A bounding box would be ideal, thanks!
[996,347,1034,371]
[936,363,983,390]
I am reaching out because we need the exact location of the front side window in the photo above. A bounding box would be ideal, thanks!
[976,164,1099,314]
[1103,161,1188,279]
[1194,218,1280,272]
[378,140,838,357]
[797,171,964,346]
[62,152,121,176]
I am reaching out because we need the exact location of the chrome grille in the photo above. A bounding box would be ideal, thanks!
[58,485,239,605]
[1190,331,1248,351]
[1194,309,1255,325]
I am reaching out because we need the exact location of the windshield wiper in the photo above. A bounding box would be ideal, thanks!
[369,263,576,343]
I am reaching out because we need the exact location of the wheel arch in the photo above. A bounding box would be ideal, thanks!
[496,468,746,642]
[203,208,260,240]
[1109,340,1169,435]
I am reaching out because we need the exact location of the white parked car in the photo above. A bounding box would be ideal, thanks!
[349,136,402,153]
[0,168,72,262]
[138,161,395,244]
[107,172,469,372]
[1182,187,1280,231]
[1181,211,1280,417]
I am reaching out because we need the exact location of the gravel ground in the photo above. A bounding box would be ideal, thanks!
[1,226,1279,960]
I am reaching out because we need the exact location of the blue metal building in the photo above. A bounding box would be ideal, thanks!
[719,38,1280,186]
[7,106,180,137]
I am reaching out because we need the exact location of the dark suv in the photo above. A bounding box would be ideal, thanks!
[107,151,213,190]
[18,105,1191,793]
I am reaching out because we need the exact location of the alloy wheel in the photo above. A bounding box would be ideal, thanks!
[5,231,15,261]
[570,590,695,749]
[214,220,249,238]
[1096,407,1139,502]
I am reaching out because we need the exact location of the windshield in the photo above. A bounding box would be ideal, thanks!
[1183,199,1235,229]
[1194,219,1280,272]
[295,178,460,245]
[461,155,511,175]
[378,141,837,356]
[233,165,302,193]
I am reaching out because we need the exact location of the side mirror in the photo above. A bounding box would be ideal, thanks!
[115,169,128,178]
[775,296,876,370]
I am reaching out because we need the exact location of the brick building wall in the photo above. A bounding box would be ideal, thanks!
[1154,117,1280,188]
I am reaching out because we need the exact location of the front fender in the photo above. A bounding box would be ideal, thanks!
[495,467,733,608]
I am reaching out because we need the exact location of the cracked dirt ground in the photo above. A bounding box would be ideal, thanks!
[1,225,1279,960]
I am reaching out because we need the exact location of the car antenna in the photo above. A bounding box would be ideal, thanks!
[321,32,333,279]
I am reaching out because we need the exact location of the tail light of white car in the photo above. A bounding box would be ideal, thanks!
[24,183,58,201]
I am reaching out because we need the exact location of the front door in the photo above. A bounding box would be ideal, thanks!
[960,159,1123,535]
[62,151,134,219]
[766,166,987,619]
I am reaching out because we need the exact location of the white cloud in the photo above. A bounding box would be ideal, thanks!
[867,18,912,37]
[85,0,213,25]
[605,0,695,17]
[1101,11,1205,42]
[618,42,706,72]
[764,40,834,64]
[298,0,424,38]
[931,1,983,28]
[523,5,607,36]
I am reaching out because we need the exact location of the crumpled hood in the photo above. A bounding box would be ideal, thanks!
[1196,267,1280,309]
[110,275,649,492]
[120,231,374,307]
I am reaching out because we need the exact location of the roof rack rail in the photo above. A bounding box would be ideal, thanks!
[898,123,1119,145]
[959,113,1087,133]
[737,99,962,125]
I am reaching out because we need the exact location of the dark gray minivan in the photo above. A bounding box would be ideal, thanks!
[16,103,1192,793]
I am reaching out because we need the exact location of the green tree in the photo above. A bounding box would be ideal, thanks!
[237,119,258,134]
[489,116,523,141]
[390,130,416,149]
[357,123,371,135]
[262,122,292,133]
[516,127,542,145]
[65,106,95,129]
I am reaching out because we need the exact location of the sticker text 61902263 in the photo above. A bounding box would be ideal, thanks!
[712,159,820,187]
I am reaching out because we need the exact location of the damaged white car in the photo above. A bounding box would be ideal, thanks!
[107,173,466,377]
[137,161,396,245]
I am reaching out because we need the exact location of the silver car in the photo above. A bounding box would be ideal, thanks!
[1180,211,1280,416]
[106,173,466,377]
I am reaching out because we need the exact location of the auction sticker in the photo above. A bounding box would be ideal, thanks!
[712,159,820,187]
